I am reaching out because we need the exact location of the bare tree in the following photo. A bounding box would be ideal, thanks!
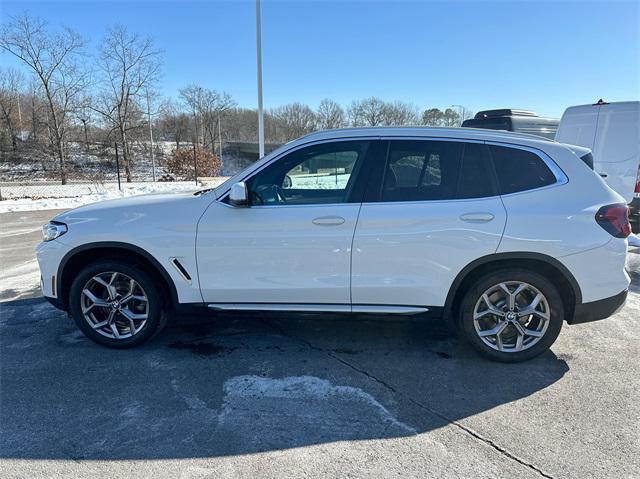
[270,102,317,141]
[422,108,444,126]
[158,99,190,150]
[200,89,235,154]
[348,97,387,127]
[441,108,461,127]
[316,98,346,130]
[92,25,162,182]
[460,106,474,123]
[224,107,258,142]
[0,67,24,151]
[179,85,235,154]
[383,101,419,126]
[179,84,205,146]
[1,15,86,183]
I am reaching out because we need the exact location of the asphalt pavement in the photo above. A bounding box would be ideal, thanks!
[1,209,638,479]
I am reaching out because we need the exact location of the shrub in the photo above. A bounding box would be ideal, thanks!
[166,146,222,180]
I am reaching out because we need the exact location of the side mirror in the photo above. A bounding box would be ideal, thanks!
[229,181,249,207]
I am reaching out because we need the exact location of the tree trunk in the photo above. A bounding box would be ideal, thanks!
[119,127,132,182]
[30,96,38,142]
[56,137,67,185]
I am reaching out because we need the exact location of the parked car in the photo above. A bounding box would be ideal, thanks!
[555,100,640,233]
[462,109,559,139]
[37,127,631,362]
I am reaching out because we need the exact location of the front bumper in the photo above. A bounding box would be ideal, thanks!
[569,289,628,324]
[36,239,70,301]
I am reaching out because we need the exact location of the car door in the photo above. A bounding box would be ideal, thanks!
[196,139,380,307]
[351,138,507,309]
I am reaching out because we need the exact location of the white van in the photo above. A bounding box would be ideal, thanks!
[555,100,640,233]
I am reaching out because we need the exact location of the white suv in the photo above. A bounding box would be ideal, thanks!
[36,127,631,362]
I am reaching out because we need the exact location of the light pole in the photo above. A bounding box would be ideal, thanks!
[256,0,265,158]
[146,89,156,182]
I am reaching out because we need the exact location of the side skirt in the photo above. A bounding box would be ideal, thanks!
[206,303,442,317]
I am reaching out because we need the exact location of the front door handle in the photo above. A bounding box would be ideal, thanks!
[459,212,495,223]
[312,216,345,226]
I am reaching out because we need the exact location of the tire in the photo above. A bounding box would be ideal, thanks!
[68,259,167,348]
[458,269,563,362]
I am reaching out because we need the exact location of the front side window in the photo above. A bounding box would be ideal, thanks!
[246,141,369,205]
[378,140,496,202]
[489,145,557,194]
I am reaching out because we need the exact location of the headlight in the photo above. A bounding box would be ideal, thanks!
[42,221,67,242]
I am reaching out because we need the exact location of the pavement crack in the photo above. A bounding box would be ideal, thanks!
[279,325,556,479]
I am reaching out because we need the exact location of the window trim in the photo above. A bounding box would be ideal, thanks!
[217,136,381,208]
[485,140,568,197]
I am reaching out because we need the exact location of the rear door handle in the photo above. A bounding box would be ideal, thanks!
[312,216,345,226]
[459,212,495,223]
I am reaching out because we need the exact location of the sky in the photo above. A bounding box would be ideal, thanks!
[1,0,639,118]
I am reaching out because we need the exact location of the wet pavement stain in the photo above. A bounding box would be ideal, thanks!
[167,340,236,357]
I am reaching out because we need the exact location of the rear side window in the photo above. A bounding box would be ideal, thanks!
[378,140,496,202]
[489,145,557,194]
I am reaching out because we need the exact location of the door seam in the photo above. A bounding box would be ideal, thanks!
[349,201,365,310]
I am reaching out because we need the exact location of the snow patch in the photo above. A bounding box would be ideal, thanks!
[0,258,40,301]
[216,375,416,446]
[0,179,228,213]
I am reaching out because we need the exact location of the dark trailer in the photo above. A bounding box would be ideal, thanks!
[462,109,559,140]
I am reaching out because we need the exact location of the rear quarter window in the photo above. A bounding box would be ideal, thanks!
[489,145,557,194]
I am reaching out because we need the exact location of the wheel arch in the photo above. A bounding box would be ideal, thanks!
[444,252,582,324]
[57,242,179,311]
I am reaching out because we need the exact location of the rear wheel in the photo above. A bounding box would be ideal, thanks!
[459,269,563,362]
[69,260,167,348]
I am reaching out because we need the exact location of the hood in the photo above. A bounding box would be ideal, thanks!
[48,189,215,248]
[53,190,202,223]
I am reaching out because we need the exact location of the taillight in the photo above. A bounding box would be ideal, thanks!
[595,204,631,238]
[635,178,640,194]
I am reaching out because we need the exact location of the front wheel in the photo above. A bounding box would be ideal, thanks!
[68,260,167,348]
[458,269,564,362]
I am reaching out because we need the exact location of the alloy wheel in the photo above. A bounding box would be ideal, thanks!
[80,271,149,339]
[472,281,550,353]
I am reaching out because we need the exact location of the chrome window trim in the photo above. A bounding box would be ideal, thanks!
[378,135,485,144]
[216,135,568,206]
